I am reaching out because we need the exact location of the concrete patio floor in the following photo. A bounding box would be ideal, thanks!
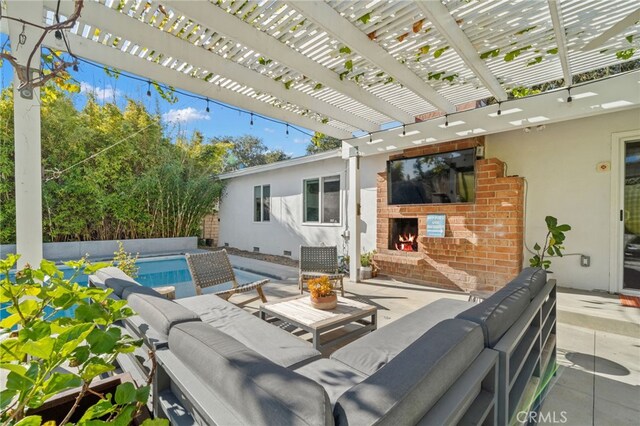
[230,256,640,426]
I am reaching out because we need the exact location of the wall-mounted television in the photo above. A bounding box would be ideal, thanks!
[387,148,476,205]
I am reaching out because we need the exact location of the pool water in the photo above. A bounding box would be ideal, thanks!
[1,255,270,318]
[134,255,268,299]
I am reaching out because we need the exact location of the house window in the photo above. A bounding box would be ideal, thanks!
[254,185,270,222]
[304,176,340,224]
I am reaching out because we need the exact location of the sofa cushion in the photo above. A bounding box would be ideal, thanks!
[294,358,367,406]
[508,267,546,299]
[333,319,484,426]
[95,267,139,298]
[456,285,530,347]
[126,292,200,337]
[122,285,164,299]
[176,293,321,368]
[331,298,474,376]
[169,322,332,426]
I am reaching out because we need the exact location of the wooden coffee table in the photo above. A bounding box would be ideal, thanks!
[259,295,377,351]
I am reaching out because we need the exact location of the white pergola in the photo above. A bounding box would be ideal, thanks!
[3,0,640,280]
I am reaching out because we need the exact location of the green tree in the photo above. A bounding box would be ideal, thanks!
[217,135,291,171]
[306,132,342,154]
[0,85,225,243]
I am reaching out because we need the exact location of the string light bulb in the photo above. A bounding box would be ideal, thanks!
[402,124,406,136]
[250,113,254,126]
[566,87,572,103]
[497,101,502,116]
[146,80,151,97]
[444,114,449,127]
[55,30,63,40]
[286,124,289,135]
[369,133,372,143]
[206,98,210,113]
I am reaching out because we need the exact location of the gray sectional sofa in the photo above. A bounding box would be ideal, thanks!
[90,266,556,426]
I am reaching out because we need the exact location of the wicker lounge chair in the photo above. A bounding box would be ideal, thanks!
[186,250,268,303]
[299,245,345,296]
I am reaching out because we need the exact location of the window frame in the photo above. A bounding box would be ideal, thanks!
[253,184,271,223]
[302,175,341,226]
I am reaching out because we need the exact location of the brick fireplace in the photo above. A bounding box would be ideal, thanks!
[374,137,525,292]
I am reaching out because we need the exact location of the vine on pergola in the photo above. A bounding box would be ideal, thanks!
[0,0,83,92]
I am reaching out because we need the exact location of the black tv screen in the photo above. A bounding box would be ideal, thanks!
[387,148,476,205]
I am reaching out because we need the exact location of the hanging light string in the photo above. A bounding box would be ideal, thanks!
[75,57,314,138]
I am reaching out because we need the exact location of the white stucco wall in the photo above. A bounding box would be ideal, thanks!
[486,108,640,291]
[218,154,385,259]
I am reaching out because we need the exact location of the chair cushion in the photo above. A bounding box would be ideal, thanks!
[294,358,367,406]
[331,298,474,376]
[126,292,200,337]
[95,267,140,298]
[122,285,164,299]
[508,267,547,299]
[333,319,484,426]
[169,322,333,426]
[176,294,321,368]
[456,285,531,347]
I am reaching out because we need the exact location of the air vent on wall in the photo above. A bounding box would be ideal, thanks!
[253,247,260,253]
[283,250,292,256]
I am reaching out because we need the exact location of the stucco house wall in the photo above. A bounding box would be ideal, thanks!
[219,108,639,293]
[486,108,640,292]
[218,153,384,259]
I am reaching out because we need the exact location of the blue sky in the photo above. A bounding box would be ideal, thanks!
[0,40,313,157]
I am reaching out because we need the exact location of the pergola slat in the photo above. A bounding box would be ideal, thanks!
[163,0,415,124]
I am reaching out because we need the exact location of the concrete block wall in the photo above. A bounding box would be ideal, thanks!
[375,137,525,292]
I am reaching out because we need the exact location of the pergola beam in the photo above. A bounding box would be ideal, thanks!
[48,0,377,133]
[43,32,352,140]
[163,0,415,124]
[287,0,457,114]
[548,0,573,87]
[414,0,508,101]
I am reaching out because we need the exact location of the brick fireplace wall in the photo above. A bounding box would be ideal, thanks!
[375,137,525,292]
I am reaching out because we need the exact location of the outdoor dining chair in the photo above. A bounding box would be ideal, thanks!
[186,250,268,303]
[299,245,345,296]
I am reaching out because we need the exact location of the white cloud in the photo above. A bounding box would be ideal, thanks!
[80,82,119,102]
[293,138,309,145]
[162,107,211,123]
[264,127,275,133]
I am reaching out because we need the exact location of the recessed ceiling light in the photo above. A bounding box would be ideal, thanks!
[438,120,465,128]
[488,108,522,117]
[527,116,549,123]
[456,128,486,136]
[424,137,437,143]
[509,119,524,126]
[557,92,598,102]
[386,145,397,150]
[601,100,633,109]
[411,139,423,145]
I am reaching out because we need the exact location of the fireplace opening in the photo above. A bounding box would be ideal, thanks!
[389,218,419,252]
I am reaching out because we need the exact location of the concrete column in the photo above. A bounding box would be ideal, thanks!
[8,1,44,267]
[347,146,361,282]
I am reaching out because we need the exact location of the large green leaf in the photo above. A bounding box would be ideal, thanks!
[0,313,21,329]
[0,389,18,410]
[42,372,82,400]
[114,382,137,405]
[15,415,42,426]
[81,358,115,381]
[79,398,115,422]
[22,337,55,360]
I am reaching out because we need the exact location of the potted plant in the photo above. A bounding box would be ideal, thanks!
[308,276,337,310]
[359,251,376,280]
[529,216,571,271]
[0,254,167,426]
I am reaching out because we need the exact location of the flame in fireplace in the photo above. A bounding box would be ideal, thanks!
[395,233,417,252]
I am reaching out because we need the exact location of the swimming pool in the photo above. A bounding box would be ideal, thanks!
[1,255,271,318]
[134,255,269,299]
